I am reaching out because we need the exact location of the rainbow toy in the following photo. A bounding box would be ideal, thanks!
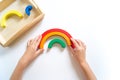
[39,28,74,49]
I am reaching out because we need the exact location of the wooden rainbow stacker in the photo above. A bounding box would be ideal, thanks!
[0,0,44,47]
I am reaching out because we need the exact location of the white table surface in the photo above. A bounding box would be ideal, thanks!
[0,0,120,80]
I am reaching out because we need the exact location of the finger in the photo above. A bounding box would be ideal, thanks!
[69,46,79,57]
[69,46,74,54]
[37,35,42,42]
[76,39,83,46]
[27,40,30,45]
[33,36,38,43]
[82,42,86,49]
[31,35,41,48]
[78,40,86,48]
[27,40,31,46]
[34,35,41,42]
[27,39,33,46]
[34,49,44,58]
[30,39,34,44]
[71,38,79,48]
[36,35,42,45]
[35,35,42,49]
[76,39,81,46]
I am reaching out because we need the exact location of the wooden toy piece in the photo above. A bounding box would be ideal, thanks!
[39,28,75,48]
[40,32,71,48]
[48,38,66,48]
[0,10,23,28]
[25,5,33,16]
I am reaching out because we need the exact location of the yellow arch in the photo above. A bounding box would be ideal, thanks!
[40,32,71,48]
[0,10,23,28]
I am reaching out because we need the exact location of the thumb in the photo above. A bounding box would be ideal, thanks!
[35,49,44,57]
[69,46,74,55]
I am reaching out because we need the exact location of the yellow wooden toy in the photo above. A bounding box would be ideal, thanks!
[0,10,23,28]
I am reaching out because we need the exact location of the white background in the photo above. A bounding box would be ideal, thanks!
[0,0,120,80]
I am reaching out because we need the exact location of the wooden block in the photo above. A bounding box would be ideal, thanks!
[0,0,44,47]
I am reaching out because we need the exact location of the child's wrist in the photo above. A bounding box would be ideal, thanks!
[16,61,26,72]
[79,60,87,66]
[18,59,28,69]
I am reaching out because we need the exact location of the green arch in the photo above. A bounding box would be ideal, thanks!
[48,38,66,48]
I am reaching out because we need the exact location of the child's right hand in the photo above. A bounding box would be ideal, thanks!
[19,35,44,69]
[69,38,86,64]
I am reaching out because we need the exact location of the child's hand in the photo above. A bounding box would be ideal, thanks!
[69,38,97,80]
[69,38,86,64]
[19,35,44,69]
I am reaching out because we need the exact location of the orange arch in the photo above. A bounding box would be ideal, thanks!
[40,32,71,48]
